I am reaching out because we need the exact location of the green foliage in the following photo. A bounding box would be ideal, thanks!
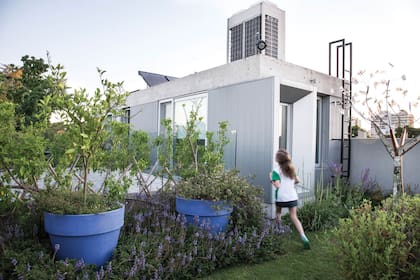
[0,102,48,193]
[0,55,60,126]
[0,61,145,214]
[157,102,265,231]
[38,69,134,213]
[1,195,286,279]
[292,198,347,232]
[176,169,266,230]
[158,105,229,179]
[284,177,370,232]
[395,126,420,138]
[333,194,420,280]
[35,190,121,215]
[351,125,359,137]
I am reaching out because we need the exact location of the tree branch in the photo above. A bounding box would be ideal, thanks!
[400,135,420,156]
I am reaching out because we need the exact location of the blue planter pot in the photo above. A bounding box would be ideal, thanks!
[176,196,232,234]
[44,204,124,266]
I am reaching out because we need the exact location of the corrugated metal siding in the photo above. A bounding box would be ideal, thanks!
[350,139,420,194]
[208,77,275,203]
[130,102,158,138]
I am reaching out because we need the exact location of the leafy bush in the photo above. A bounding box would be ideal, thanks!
[291,197,347,232]
[333,194,420,280]
[175,169,266,231]
[283,177,366,232]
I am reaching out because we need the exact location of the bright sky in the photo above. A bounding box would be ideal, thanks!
[1,0,419,124]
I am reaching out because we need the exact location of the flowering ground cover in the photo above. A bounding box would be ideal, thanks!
[1,193,287,279]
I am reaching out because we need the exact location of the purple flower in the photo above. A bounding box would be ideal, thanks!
[11,259,17,266]
[139,251,145,270]
[26,263,31,272]
[328,161,343,177]
[54,244,60,252]
[75,259,85,271]
[98,266,105,279]
[106,262,112,274]
[134,213,144,223]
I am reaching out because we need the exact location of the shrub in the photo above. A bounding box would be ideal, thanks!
[291,197,347,232]
[283,177,365,232]
[333,194,420,280]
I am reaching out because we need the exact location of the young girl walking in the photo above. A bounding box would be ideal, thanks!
[270,149,310,249]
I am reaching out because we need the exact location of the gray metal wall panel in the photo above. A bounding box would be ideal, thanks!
[350,139,420,194]
[130,102,158,138]
[208,77,275,203]
[315,97,342,186]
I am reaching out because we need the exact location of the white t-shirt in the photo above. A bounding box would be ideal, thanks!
[272,166,298,202]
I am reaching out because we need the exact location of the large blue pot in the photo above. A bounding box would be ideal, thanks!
[176,196,232,234]
[44,204,124,266]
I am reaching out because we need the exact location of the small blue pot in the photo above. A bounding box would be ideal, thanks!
[176,196,232,234]
[44,204,124,266]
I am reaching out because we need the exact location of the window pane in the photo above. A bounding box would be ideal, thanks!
[159,101,172,135]
[174,96,207,139]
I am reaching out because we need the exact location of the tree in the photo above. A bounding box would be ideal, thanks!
[0,55,61,127]
[345,65,420,196]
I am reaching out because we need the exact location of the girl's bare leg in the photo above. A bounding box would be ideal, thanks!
[289,206,310,249]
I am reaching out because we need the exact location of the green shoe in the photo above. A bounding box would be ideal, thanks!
[302,237,311,249]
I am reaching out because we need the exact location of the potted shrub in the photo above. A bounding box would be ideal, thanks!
[175,168,259,234]
[0,65,146,266]
[159,106,263,233]
[35,69,137,266]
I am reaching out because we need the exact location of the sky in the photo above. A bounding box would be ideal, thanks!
[1,0,419,125]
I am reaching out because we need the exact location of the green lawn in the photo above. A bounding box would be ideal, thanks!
[203,230,344,280]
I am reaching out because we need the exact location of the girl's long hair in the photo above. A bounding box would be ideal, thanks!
[275,149,296,179]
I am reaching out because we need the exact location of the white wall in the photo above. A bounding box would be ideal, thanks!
[291,88,317,192]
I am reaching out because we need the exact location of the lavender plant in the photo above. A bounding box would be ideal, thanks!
[1,194,287,279]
